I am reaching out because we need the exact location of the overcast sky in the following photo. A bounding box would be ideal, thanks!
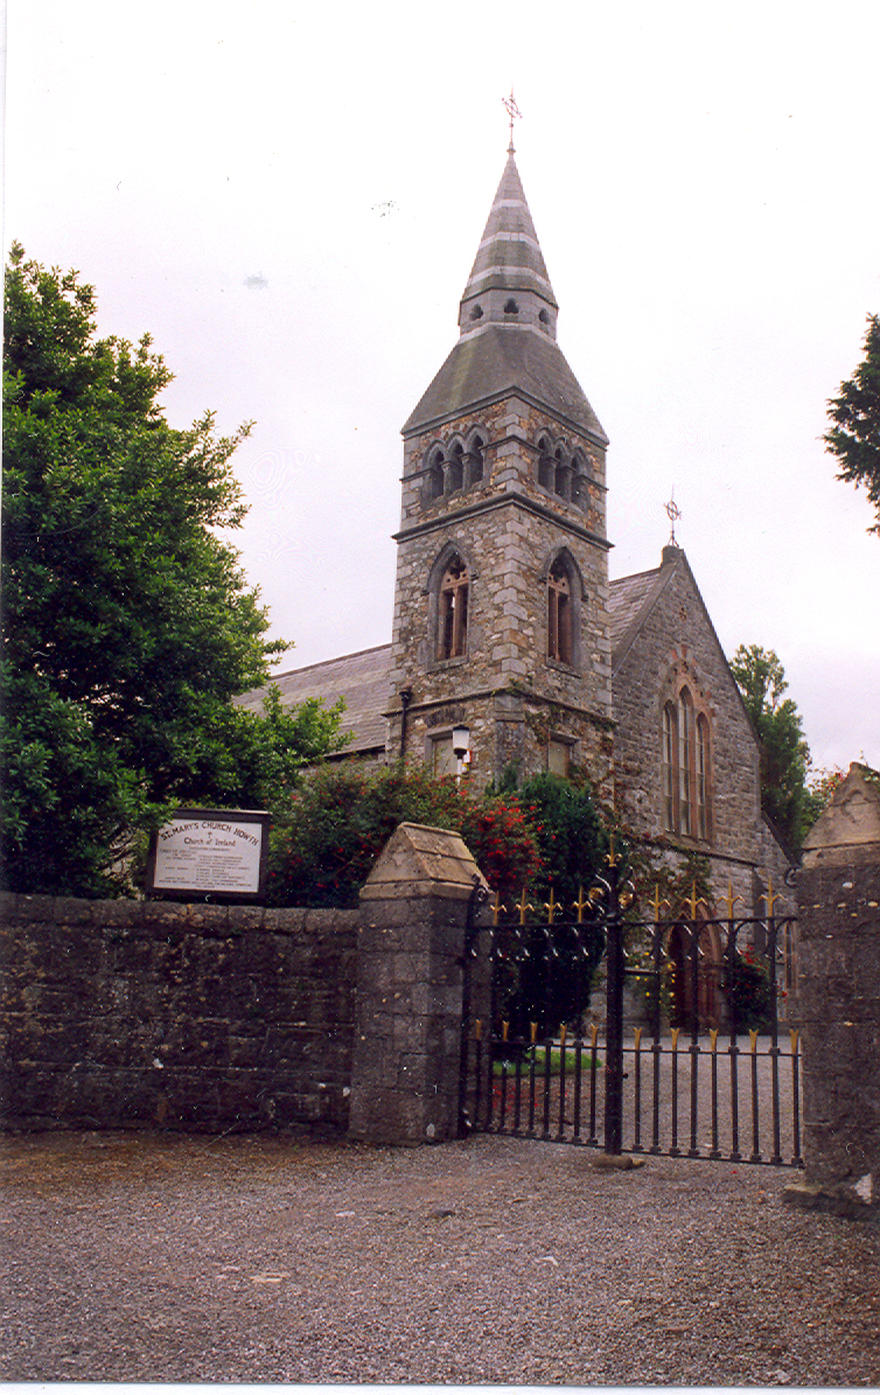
[5,0,879,773]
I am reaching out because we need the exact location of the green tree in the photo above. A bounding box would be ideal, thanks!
[518,771,607,909]
[825,313,880,533]
[266,763,542,909]
[729,644,811,850]
[494,772,608,1039]
[2,245,343,895]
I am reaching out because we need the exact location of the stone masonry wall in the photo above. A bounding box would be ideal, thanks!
[786,765,880,1219]
[388,393,613,790]
[612,551,774,911]
[348,822,492,1146]
[794,849,880,1207]
[0,894,357,1133]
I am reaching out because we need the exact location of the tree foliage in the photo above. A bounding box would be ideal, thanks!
[729,644,811,850]
[266,764,611,1037]
[266,764,543,909]
[500,773,608,1037]
[1,245,344,895]
[825,313,880,533]
[518,772,607,905]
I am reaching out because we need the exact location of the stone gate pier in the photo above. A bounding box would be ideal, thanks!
[786,763,880,1222]
[348,823,492,1146]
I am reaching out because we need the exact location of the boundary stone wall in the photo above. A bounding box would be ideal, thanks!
[787,764,880,1222]
[349,823,492,1146]
[0,893,357,1133]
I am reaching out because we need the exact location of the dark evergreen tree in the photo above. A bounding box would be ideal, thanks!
[825,313,880,533]
[729,644,811,850]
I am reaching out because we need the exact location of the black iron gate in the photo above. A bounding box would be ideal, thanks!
[460,847,802,1167]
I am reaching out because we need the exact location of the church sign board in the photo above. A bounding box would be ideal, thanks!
[147,808,270,902]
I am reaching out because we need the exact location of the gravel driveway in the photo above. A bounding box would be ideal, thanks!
[2,1128,879,1385]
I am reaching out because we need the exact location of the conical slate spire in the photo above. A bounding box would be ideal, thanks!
[404,151,606,443]
[458,153,558,339]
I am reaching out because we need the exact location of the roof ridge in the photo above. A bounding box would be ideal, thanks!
[267,642,392,682]
[610,563,663,588]
[610,557,680,669]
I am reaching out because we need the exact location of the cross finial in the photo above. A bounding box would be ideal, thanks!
[502,89,522,154]
[665,489,682,545]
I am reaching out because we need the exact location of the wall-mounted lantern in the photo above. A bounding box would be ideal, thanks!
[452,723,471,782]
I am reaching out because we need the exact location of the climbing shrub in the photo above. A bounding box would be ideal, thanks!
[266,763,542,908]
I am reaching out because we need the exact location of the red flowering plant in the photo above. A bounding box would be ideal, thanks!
[723,941,775,1033]
[266,763,542,909]
[458,797,543,904]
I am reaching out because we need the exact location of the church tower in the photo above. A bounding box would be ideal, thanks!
[387,146,613,790]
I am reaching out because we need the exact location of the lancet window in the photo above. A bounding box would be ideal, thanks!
[535,434,592,514]
[438,555,469,661]
[547,560,573,665]
[421,431,488,505]
[447,441,464,493]
[468,434,485,484]
[662,687,712,841]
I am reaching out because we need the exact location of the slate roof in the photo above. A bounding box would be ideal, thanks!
[237,644,392,755]
[403,151,606,442]
[403,324,608,440]
[608,564,668,667]
[461,153,557,308]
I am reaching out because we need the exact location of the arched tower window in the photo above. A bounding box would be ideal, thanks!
[570,451,586,509]
[554,446,571,500]
[537,435,554,490]
[696,713,711,840]
[426,448,444,501]
[547,559,573,664]
[467,433,485,485]
[447,441,464,493]
[438,554,469,660]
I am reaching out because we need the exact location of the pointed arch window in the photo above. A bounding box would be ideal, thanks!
[421,430,488,508]
[662,703,677,831]
[678,689,694,835]
[570,452,587,510]
[554,446,571,500]
[547,560,573,664]
[426,448,444,501]
[447,441,464,493]
[696,714,711,840]
[468,434,485,485]
[438,554,469,660]
[662,687,712,841]
[538,435,554,490]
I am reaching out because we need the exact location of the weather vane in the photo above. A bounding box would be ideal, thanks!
[665,489,682,545]
[502,89,522,154]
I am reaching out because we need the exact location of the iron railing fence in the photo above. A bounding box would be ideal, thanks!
[468,1020,803,1166]
[461,854,800,1167]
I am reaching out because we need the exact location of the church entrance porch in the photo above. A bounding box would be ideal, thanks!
[460,856,802,1167]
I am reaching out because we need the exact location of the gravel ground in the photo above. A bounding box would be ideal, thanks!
[1,1128,879,1385]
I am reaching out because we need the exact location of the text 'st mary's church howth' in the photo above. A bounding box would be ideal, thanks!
[240,143,790,911]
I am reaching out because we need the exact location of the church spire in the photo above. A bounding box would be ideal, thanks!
[458,150,559,341]
[403,140,605,442]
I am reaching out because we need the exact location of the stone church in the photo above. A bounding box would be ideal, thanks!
[240,148,790,912]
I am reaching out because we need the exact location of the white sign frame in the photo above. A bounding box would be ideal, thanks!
[147,807,270,902]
